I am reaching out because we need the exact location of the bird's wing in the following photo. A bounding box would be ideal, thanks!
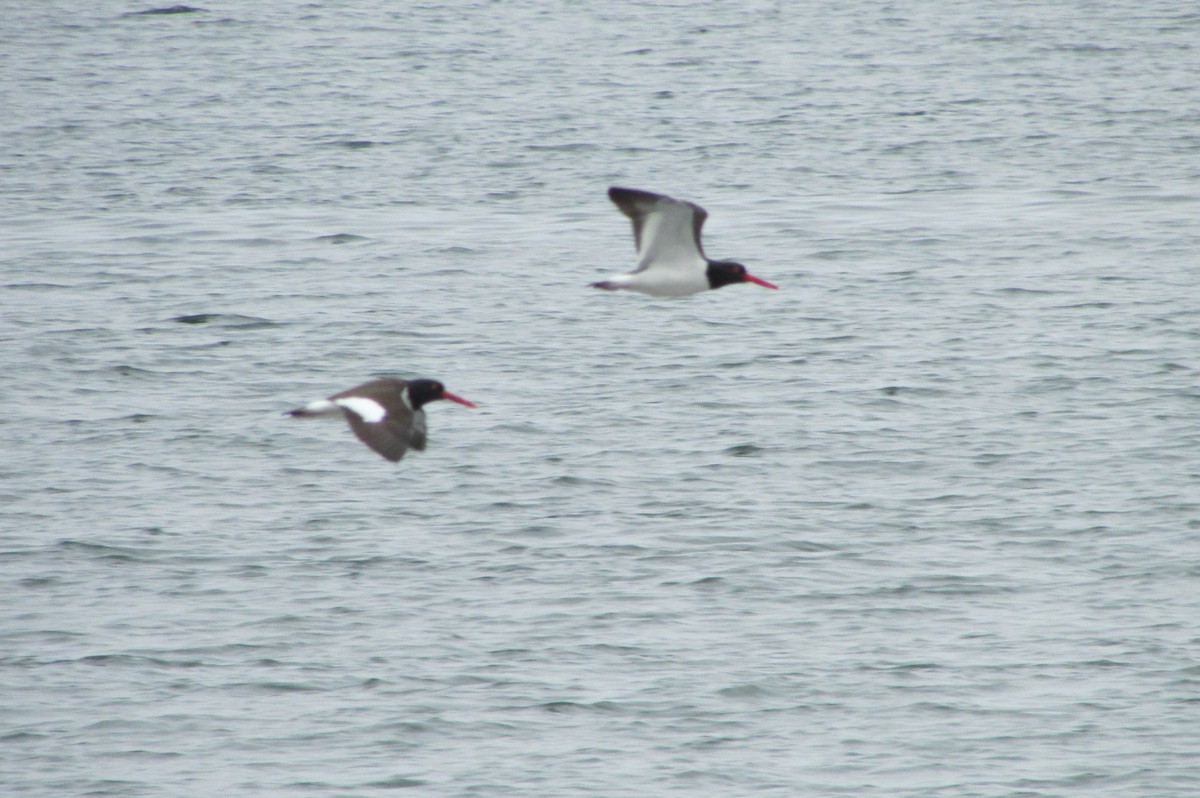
[608,187,708,275]
[343,410,411,462]
[332,384,415,463]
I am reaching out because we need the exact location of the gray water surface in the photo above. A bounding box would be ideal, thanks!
[3,1,1199,796]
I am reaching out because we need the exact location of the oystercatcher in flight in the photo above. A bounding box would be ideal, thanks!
[287,378,475,462]
[592,187,779,297]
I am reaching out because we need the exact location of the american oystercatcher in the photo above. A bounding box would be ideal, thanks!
[286,378,476,462]
[592,187,779,297]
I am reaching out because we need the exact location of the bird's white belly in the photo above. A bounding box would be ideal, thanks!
[618,271,709,297]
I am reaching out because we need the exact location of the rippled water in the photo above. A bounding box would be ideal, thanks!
[3,1,1199,796]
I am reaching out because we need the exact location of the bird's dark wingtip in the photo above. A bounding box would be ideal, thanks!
[608,186,647,201]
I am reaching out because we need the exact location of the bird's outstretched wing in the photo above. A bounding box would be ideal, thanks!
[608,187,708,275]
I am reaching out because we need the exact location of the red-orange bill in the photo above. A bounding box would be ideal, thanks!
[745,273,779,290]
[444,391,477,408]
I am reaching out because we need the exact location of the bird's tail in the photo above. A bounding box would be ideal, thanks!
[285,399,339,418]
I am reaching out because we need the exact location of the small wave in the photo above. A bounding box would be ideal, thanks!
[313,233,367,244]
[881,385,950,397]
[170,313,278,329]
[539,700,622,714]
[525,142,597,152]
[363,776,427,789]
[111,365,156,378]
[123,5,204,16]
[717,683,772,699]
[996,286,1061,296]
[229,681,323,693]
[78,653,204,669]
[3,282,69,291]
[57,539,144,562]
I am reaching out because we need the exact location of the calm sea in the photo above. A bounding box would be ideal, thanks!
[2,1,1199,795]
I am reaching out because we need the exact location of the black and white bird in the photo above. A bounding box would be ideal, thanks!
[286,378,476,462]
[591,186,778,297]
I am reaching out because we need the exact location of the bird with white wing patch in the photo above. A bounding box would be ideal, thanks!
[286,377,476,462]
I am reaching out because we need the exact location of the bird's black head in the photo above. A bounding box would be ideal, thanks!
[406,378,477,410]
[705,259,779,291]
[706,260,750,289]
[406,379,447,409]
